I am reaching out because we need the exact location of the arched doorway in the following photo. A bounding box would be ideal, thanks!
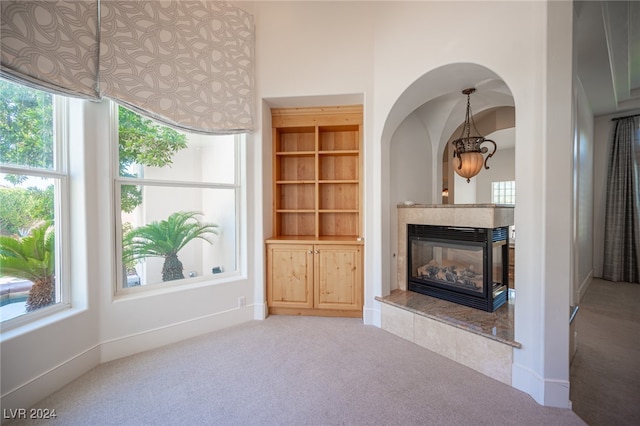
[380,63,514,292]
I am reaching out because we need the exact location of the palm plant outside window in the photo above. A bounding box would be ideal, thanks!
[114,103,241,292]
[123,211,219,282]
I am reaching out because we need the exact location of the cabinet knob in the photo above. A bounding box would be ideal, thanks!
[314,250,319,254]
[308,250,313,254]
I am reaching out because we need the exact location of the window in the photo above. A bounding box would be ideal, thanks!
[114,104,242,293]
[0,79,69,323]
[491,181,516,205]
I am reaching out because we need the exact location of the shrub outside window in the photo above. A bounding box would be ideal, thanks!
[114,104,242,293]
[0,79,68,324]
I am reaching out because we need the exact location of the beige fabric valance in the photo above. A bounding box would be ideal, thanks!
[0,0,254,134]
[0,1,100,99]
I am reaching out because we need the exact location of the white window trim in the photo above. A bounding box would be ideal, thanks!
[110,102,245,298]
[0,96,71,330]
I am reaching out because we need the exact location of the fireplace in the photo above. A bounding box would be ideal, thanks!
[407,224,509,312]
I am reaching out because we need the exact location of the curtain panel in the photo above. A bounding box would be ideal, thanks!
[603,116,640,283]
[0,0,254,134]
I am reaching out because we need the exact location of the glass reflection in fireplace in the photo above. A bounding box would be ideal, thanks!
[411,239,504,295]
[412,241,485,294]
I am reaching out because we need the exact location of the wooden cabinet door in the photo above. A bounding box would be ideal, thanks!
[314,245,362,311]
[267,244,314,309]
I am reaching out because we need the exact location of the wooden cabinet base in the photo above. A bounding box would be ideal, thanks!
[268,307,362,318]
[266,241,363,319]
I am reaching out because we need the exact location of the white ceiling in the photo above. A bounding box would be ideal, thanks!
[575,0,640,116]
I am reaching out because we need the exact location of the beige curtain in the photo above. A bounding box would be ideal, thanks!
[0,0,254,134]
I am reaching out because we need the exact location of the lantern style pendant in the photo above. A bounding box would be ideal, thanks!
[451,88,497,182]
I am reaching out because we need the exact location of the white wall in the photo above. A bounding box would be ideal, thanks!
[388,114,433,290]
[475,132,516,204]
[535,1,573,407]
[573,78,595,302]
[390,114,433,206]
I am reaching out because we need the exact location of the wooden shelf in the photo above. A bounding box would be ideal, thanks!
[276,180,316,184]
[266,235,363,243]
[276,151,316,156]
[318,150,359,155]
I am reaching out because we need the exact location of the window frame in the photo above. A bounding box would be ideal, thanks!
[110,102,244,296]
[491,180,516,205]
[0,93,71,328]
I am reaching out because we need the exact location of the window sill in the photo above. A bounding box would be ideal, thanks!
[113,272,244,303]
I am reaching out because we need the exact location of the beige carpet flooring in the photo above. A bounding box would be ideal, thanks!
[6,314,588,425]
[570,278,640,426]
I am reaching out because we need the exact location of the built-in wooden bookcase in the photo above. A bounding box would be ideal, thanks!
[271,106,362,241]
[267,105,363,317]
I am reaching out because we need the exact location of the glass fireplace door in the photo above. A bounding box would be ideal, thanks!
[407,224,509,312]
[411,239,485,295]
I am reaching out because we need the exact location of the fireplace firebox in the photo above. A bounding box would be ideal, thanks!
[407,224,509,312]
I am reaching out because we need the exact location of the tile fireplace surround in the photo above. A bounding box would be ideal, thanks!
[377,204,517,385]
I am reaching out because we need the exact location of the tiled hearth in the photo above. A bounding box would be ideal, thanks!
[382,203,518,385]
[377,290,519,385]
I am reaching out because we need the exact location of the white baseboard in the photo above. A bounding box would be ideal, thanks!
[253,302,267,320]
[100,306,254,363]
[1,345,100,419]
[512,362,571,408]
[577,271,593,303]
[363,305,380,327]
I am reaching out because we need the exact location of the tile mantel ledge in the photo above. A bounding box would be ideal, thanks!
[397,203,514,229]
[397,203,512,208]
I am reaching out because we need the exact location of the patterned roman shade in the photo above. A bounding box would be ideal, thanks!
[0,1,100,99]
[0,0,254,134]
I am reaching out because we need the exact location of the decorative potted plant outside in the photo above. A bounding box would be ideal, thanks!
[0,221,55,311]
[123,211,219,282]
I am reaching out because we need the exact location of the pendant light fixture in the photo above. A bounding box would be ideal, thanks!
[451,88,497,182]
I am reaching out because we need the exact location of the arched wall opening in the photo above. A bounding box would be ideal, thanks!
[380,62,515,294]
